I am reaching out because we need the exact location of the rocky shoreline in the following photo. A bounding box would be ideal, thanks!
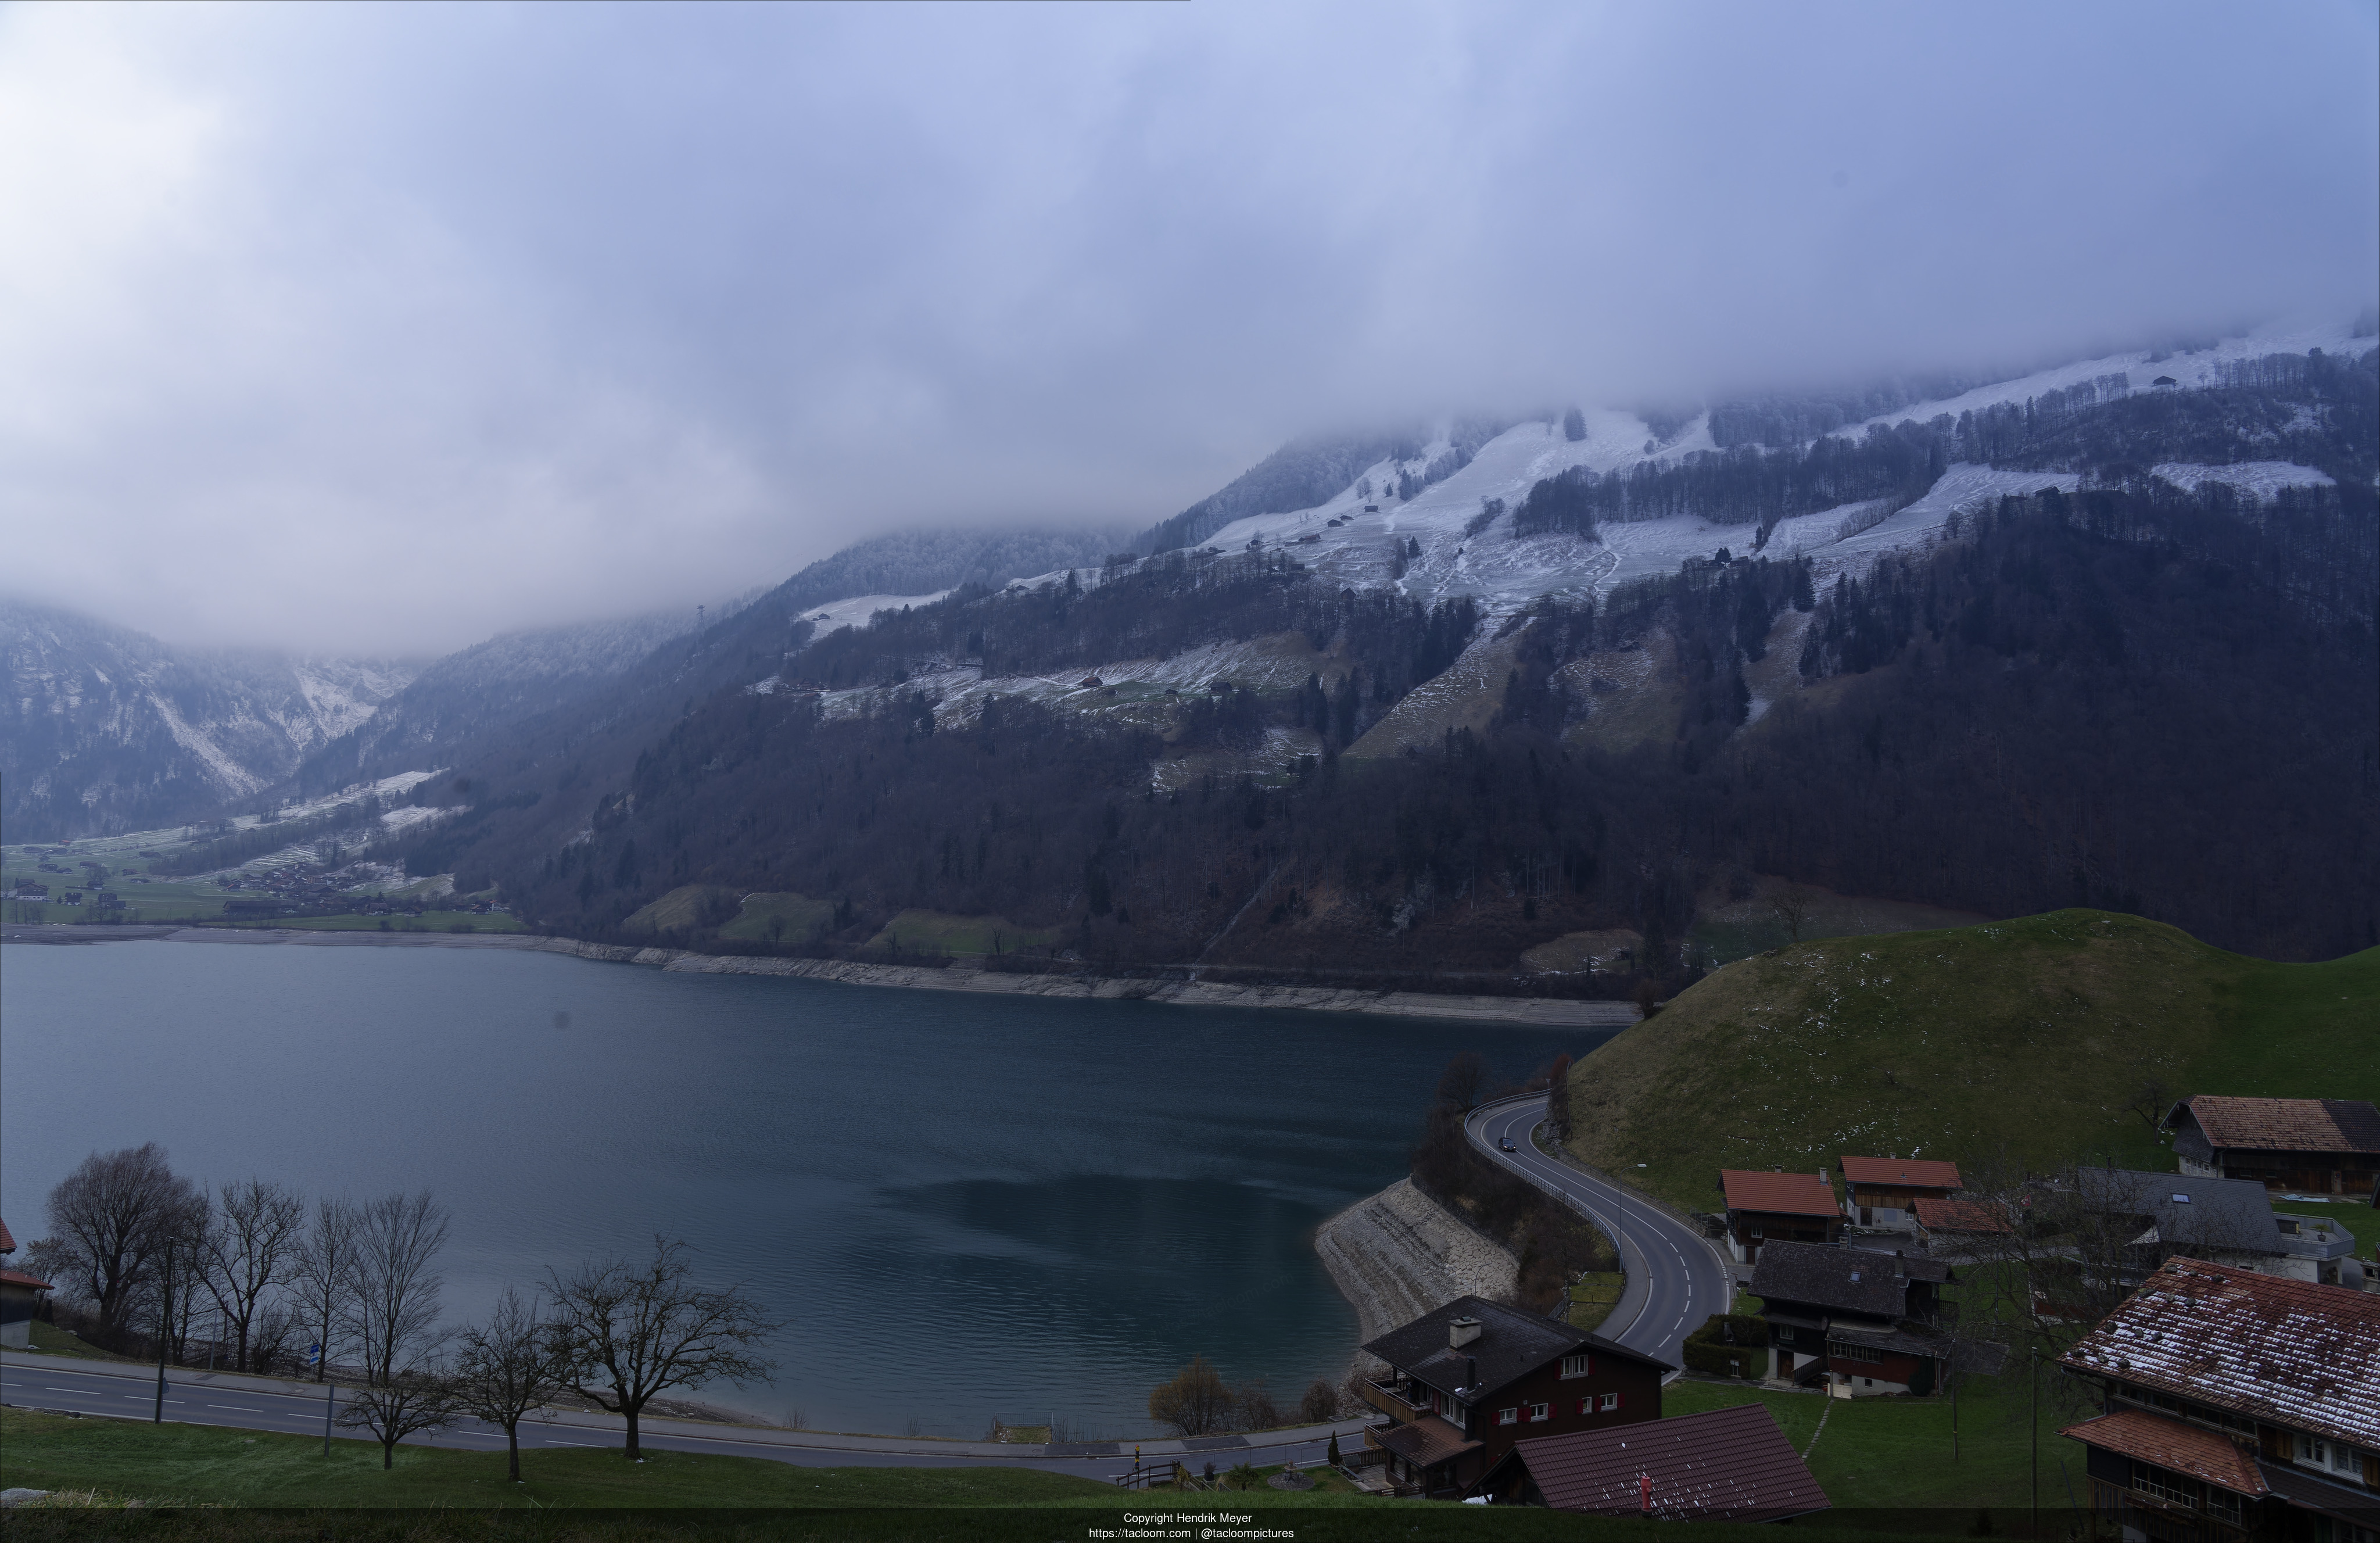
[8,923,1641,1028]
[1313,1178,1518,1374]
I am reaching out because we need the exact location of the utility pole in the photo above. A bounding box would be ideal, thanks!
[2029,1348,2040,1539]
[152,1243,173,1423]
[323,1379,336,1457]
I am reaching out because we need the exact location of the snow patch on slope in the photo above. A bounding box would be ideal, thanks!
[2150,462,2335,500]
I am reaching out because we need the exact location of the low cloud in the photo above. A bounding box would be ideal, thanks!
[2,1,2372,653]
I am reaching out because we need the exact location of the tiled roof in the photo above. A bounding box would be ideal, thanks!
[0,1268,53,1291]
[2060,1410,2266,1496]
[1721,1169,1837,1217]
[2058,1257,2380,1449]
[1372,1415,1479,1468]
[0,1215,14,1252]
[1840,1157,1963,1191]
[2257,1459,2380,1521]
[1363,1295,1669,1399]
[1748,1240,1947,1318]
[1914,1196,2011,1233]
[2168,1096,2380,1156]
[1508,1404,1828,1520]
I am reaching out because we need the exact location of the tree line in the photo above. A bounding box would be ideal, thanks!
[24,1144,776,1474]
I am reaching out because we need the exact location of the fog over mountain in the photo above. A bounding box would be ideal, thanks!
[1,2,2372,654]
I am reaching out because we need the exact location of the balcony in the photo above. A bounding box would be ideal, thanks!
[1357,1377,1435,1422]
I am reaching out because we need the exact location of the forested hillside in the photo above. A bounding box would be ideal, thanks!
[385,460,2377,969]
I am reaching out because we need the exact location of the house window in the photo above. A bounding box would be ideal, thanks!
[1578,1397,1594,1416]
[1828,1341,1883,1365]
[1600,1392,1621,1412]
[2130,1461,2200,1509]
[1560,1354,1592,1379]
[2296,1434,2370,1481]
[1497,1408,1518,1426]
[1528,1403,1549,1422]
[2203,1489,2243,1526]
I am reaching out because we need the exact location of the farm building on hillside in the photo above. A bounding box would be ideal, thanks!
[2060,1258,2380,1536]
[1746,1240,1997,1397]
[2076,1169,2364,1290]
[2162,1096,2380,1197]
[1838,1156,1963,1229]
[1719,1169,1841,1263]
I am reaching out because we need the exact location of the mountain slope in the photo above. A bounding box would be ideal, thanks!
[0,600,420,840]
[1560,910,2380,1215]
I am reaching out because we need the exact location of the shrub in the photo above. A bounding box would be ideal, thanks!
[1299,1379,1339,1424]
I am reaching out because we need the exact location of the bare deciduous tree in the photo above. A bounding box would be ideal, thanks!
[454,1287,568,1483]
[1148,1354,1234,1437]
[28,1143,203,1344]
[345,1192,450,1387]
[290,1198,360,1382]
[544,1237,780,1460]
[1544,1053,1574,1142]
[1765,881,1813,944]
[199,1177,304,1373]
[338,1367,459,1471]
[1434,1052,1486,1114]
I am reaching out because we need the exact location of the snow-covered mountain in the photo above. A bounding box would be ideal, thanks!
[0,599,422,840]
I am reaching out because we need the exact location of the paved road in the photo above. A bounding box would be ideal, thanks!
[1464,1093,1732,1370]
[0,1352,1368,1484]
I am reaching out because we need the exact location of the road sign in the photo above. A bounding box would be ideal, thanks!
[307,1344,322,1364]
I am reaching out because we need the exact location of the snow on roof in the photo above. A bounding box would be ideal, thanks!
[1508,1404,1828,1521]
[2167,1096,2380,1157]
[2058,1257,2380,1449]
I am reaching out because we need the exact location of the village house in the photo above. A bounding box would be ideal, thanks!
[1473,1403,1829,1521]
[2163,1096,2380,1198]
[1355,1295,1668,1498]
[2060,1256,2379,1540]
[1719,1169,1842,1263]
[1838,1155,1963,1229]
[0,1216,53,1350]
[1747,1240,1997,1397]
[1912,1194,2013,1244]
[2077,1169,2365,1290]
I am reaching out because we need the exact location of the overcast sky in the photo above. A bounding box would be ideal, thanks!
[3,1,2374,656]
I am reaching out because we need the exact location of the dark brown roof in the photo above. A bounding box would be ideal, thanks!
[2167,1096,2380,1155]
[0,1215,14,1252]
[1372,1415,1479,1468]
[1840,1156,1963,1191]
[0,1268,53,1291]
[1361,1295,1670,1399]
[1721,1169,1837,1217]
[2061,1410,2265,1496]
[2058,1257,2380,1449]
[1748,1240,1948,1319]
[1914,1196,2011,1233]
[1507,1404,1828,1520]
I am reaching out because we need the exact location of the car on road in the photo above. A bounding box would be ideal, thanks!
[1499,1136,1518,1152]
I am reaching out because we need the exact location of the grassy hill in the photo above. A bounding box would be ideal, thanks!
[1563,909,2380,1215]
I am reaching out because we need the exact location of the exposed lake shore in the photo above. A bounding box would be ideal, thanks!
[3,922,1641,1029]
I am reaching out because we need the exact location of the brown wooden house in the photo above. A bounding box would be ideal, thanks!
[1838,1156,1963,1229]
[2060,1256,2380,1540]
[1720,1169,1841,1263]
[1746,1240,1990,1397]
[1355,1295,1669,1498]
[2163,1096,2380,1197]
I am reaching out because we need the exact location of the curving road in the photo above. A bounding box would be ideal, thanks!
[1464,1093,1732,1370]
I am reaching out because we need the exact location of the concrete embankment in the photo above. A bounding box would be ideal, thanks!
[15,923,1640,1028]
[1313,1179,1517,1369]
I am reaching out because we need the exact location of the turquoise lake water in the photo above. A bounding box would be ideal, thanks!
[0,939,1615,1437]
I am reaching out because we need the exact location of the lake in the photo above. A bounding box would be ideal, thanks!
[0,939,1615,1437]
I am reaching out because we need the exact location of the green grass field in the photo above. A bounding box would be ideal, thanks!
[195,910,523,934]
[1564,909,2380,1215]
[719,892,836,944]
[862,909,1065,958]
[0,1406,1978,1541]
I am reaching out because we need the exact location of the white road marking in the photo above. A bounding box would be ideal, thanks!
[208,1404,262,1412]
[544,1438,602,1447]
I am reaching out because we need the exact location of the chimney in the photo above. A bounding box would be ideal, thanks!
[1465,1355,1478,1392]
[1449,1316,1483,1350]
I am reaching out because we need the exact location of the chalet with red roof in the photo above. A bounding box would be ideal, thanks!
[1719,1168,1841,1263]
[2059,1256,2380,1538]
[1475,1403,1829,1520]
[2163,1096,2380,1197]
[1838,1155,1962,1229]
